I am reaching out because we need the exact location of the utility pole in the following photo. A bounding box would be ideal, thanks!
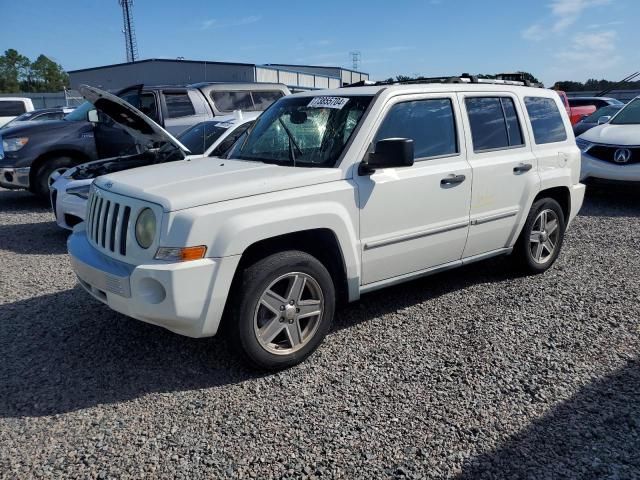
[119,0,139,63]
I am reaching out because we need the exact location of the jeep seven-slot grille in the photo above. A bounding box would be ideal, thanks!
[588,145,640,165]
[86,192,131,256]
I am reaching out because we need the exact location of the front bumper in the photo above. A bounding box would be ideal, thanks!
[580,153,640,182]
[68,228,239,338]
[50,177,88,230]
[0,166,30,189]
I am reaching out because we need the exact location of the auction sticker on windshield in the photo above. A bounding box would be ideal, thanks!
[307,97,350,110]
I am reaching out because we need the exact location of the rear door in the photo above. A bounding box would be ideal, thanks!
[161,89,208,135]
[356,92,472,285]
[458,92,540,258]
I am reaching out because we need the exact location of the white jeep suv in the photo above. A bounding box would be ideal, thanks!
[68,78,585,369]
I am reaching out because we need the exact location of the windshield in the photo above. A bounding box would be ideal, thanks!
[230,95,372,167]
[178,121,231,155]
[610,98,640,125]
[583,105,622,123]
[64,101,93,122]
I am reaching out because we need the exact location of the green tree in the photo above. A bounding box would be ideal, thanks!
[25,54,69,92]
[0,49,31,93]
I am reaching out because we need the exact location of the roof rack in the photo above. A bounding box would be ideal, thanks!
[344,73,543,89]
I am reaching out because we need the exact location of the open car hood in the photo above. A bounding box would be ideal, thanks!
[79,85,191,154]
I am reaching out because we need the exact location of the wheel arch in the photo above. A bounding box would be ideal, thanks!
[234,228,351,306]
[29,149,91,188]
[534,186,571,222]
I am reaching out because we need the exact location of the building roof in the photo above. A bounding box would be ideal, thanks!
[68,58,256,74]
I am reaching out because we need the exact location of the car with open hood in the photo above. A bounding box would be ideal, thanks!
[67,76,585,369]
[0,83,288,198]
[52,105,260,230]
[577,96,640,183]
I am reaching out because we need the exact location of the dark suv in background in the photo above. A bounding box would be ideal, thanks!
[0,82,289,197]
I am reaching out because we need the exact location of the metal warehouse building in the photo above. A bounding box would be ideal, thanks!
[68,59,369,92]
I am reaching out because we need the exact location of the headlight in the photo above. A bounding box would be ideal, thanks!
[2,137,29,152]
[135,208,156,249]
[66,184,91,199]
[575,138,593,153]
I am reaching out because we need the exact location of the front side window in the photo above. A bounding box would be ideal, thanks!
[211,122,254,157]
[164,92,196,118]
[610,98,640,125]
[466,97,524,151]
[120,92,159,123]
[231,95,372,167]
[0,101,26,116]
[582,105,621,123]
[524,97,568,144]
[374,99,458,159]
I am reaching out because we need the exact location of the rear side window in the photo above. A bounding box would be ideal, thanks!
[524,97,568,144]
[211,91,254,112]
[164,92,196,118]
[465,97,524,151]
[0,101,26,116]
[252,91,284,110]
[211,90,285,112]
[374,98,458,160]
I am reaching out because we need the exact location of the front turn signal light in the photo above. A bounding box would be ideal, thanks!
[154,245,207,262]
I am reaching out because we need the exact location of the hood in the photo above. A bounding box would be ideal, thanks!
[79,85,191,154]
[579,123,640,146]
[0,119,71,136]
[94,158,342,211]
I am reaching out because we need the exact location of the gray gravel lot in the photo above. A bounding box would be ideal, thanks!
[0,186,638,479]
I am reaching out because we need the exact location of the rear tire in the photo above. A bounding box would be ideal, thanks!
[514,197,566,273]
[230,250,335,370]
[32,156,75,198]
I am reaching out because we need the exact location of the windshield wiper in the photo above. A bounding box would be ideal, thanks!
[278,118,302,165]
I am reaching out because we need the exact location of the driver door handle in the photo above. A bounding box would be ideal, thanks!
[513,163,533,174]
[440,174,466,187]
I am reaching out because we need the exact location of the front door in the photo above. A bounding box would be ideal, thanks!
[356,93,472,285]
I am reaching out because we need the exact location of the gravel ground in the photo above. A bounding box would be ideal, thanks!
[0,185,638,479]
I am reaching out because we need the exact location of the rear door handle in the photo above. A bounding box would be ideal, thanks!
[440,174,466,187]
[513,163,533,174]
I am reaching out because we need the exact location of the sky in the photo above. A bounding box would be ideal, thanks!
[1,0,638,86]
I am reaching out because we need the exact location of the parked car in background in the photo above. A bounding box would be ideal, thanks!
[119,83,289,135]
[68,79,585,369]
[577,96,640,183]
[0,83,287,197]
[567,96,624,125]
[573,104,623,136]
[1,106,76,130]
[52,109,260,230]
[0,97,35,128]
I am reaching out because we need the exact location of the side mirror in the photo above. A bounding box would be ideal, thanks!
[597,115,612,125]
[359,138,414,175]
[87,109,99,123]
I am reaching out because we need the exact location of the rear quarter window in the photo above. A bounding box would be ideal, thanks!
[0,101,27,116]
[524,97,568,144]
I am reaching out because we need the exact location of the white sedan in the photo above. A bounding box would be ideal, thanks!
[577,96,640,183]
[51,111,259,230]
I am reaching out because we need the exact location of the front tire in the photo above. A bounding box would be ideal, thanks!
[515,197,566,273]
[230,250,335,370]
[32,156,75,198]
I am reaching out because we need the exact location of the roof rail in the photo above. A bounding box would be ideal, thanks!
[343,73,543,89]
